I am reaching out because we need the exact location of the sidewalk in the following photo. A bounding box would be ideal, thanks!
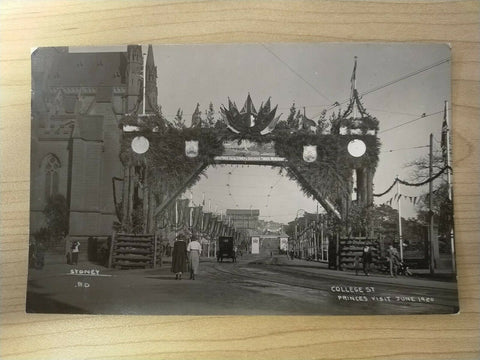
[29,252,458,291]
[251,255,458,290]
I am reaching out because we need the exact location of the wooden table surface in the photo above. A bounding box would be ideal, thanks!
[0,1,479,359]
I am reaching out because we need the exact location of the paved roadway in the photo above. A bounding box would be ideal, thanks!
[26,254,459,315]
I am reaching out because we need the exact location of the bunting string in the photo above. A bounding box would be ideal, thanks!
[373,166,451,197]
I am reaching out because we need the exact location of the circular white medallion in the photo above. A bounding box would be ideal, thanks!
[131,136,150,154]
[347,139,366,157]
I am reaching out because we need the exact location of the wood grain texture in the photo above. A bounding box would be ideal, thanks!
[0,1,478,359]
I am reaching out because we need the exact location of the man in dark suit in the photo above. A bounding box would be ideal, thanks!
[362,245,372,276]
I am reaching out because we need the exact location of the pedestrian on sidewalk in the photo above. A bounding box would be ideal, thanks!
[187,234,202,280]
[64,233,72,265]
[171,234,188,280]
[71,239,80,265]
[387,244,400,277]
[362,245,372,276]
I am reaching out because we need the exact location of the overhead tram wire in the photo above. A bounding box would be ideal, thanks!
[381,145,429,153]
[261,44,332,103]
[361,58,450,98]
[379,109,446,134]
[310,57,451,119]
[161,57,450,120]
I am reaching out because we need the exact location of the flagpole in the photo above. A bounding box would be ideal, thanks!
[143,46,146,115]
[352,56,357,119]
[397,177,403,261]
[445,100,455,272]
[429,133,435,275]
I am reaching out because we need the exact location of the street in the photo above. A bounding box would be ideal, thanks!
[26,254,459,315]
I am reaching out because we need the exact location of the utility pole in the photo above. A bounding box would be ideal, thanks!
[294,218,297,258]
[397,178,403,261]
[445,100,455,273]
[315,203,319,261]
[429,133,435,275]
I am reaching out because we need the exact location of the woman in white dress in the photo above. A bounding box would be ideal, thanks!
[187,235,202,280]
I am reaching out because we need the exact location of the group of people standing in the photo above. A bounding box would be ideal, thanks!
[355,244,402,277]
[171,234,202,280]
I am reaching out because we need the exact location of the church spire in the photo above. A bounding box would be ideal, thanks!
[146,45,154,73]
[145,44,158,114]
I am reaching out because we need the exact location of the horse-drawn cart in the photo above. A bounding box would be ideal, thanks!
[216,236,236,263]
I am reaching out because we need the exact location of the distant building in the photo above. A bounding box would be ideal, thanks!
[30,45,158,239]
[245,229,289,255]
[226,209,260,230]
[257,219,285,235]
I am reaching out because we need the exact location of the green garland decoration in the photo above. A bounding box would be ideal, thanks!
[119,114,380,221]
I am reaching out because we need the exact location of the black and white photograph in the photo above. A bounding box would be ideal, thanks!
[27,43,459,315]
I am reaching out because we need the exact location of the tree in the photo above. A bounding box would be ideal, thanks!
[284,221,295,239]
[405,153,445,182]
[404,152,453,254]
[316,109,328,134]
[369,204,398,239]
[191,103,203,128]
[347,202,375,237]
[205,102,215,127]
[286,103,297,129]
[173,108,185,129]
[43,194,69,244]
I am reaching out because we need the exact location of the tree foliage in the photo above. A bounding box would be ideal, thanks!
[205,102,215,128]
[405,153,445,182]
[173,108,185,129]
[404,151,453,253]
[42,194,69,244]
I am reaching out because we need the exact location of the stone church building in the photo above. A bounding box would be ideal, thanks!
[30,45,158,240]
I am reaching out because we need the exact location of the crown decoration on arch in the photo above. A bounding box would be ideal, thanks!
[221,94,281,136]
[331,56,379,136]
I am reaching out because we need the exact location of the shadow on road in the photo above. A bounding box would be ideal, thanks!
[26,288,91,314]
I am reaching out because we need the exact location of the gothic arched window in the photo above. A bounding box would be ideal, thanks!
[43,154,60,200]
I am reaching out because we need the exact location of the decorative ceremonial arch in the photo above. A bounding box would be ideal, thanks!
[117,89,380,237]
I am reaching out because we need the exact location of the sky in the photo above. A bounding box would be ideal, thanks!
[72,43,451,223]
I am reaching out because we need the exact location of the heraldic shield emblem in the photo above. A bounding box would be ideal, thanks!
[185,140,199,158]
[303,145,317,162]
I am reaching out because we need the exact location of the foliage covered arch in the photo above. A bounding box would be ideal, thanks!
[118,95,380,235]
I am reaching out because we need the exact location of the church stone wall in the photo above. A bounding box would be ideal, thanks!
[29,137,70,233]
[69,138,103,236]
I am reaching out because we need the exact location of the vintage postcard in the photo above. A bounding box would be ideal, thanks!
[27,43,458,315]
